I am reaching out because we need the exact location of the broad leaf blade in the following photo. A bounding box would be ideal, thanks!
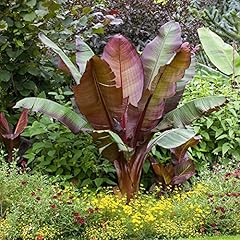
[141,21,182,90]
[14,109,29,135]
[92,131,120,162]
[156,96,226,131]
[96,130,133,155]
[172,159,195,185]
[14,97,89,134]
[171,136,201,162]
[76,36,94,75]
[198,27,240,76]
[164,55,196,114]
[102,34,144,107]
[141,44,191,131]
[150,158,173,185]
[73,56,124,130]
[39,33,81,84]
[147,128,196,151]
[0,112,11,136]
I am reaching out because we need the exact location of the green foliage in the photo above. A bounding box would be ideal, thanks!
[0,0,112,112]
[183,72,240,170]
[23,116,116,189]
[0,0,67,111]
[192,0,240,44]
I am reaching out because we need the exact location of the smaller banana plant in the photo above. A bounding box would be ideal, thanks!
[150,136,201,193]
[14,21,226,200]
[0,109,29,162]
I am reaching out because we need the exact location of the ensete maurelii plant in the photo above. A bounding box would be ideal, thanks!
[14,21,226,200]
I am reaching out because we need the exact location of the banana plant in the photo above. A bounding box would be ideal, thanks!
[150,136,201,193]
[0,109,29,162]
[14,21,226,200]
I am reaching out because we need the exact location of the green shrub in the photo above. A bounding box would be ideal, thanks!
[0,0,111,112]
[23,115,116,189]
[0,0,67,111]
[183,72,240,170]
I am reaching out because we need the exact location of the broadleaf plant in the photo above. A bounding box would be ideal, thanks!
[0,109,30,162]
[150,136,201,193]
[198,27,240,77]
[14,21,226,200]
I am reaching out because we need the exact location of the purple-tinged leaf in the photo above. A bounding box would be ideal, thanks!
[141,44,191,131]
[141,21,182,91]
[150,158,173,185]
[171,136,201,163]
[102,34,144,107]
[14,109,29,135]
[0,112,11,136]
[172,160,195,185]
[164,55,196,114]
[72,56,124,130]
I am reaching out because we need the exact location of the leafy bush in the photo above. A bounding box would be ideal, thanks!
[23,115,116,189]
[0,0,112,112]
[78,0,202,53]
[0,0,67,111]
[183,72,240,170]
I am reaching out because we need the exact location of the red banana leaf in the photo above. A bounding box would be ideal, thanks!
[102,34,144,107]
[72,56,125,130]
[141,43,191,131]
[0,109,29,161]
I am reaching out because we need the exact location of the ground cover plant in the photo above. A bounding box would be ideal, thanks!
[14,21,226,200]
[0,157,239,240]
[22,115,116,188]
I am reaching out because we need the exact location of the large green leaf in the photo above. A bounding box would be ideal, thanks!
[147,128,196,151]
[72,56,125,130]
[76,36,94,75]
[14,97,89,134]
[198,27,240,76]
[156,96,226,131]
[102,34,144,107]
[39,33,81,84]
[141,21,182,90]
